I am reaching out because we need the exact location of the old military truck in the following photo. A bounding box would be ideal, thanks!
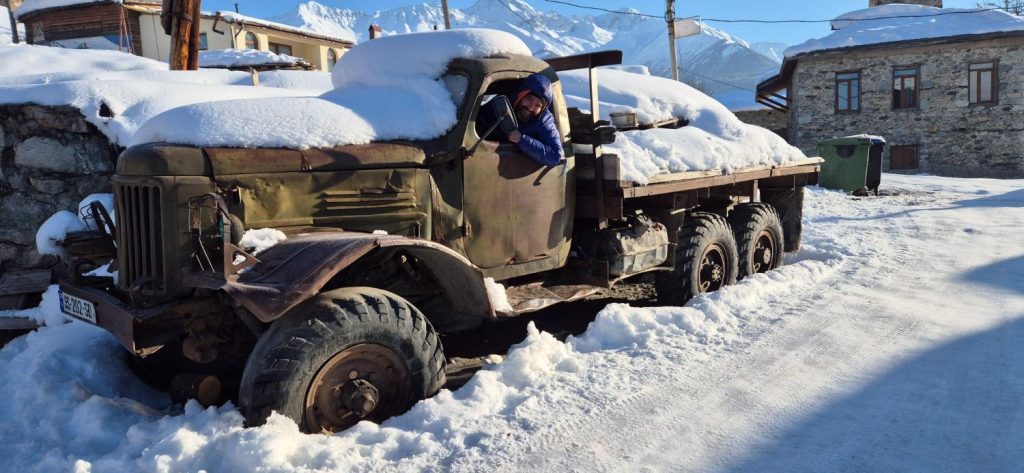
[56,50,820,434]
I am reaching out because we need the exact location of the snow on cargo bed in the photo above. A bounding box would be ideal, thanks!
[786,5,1024,58]
[129,29,531,149]
[0,44,334,146]
[559,68,807,184]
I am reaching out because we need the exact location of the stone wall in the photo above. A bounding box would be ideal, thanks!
[0,104,116,273]
[735,109,788,138]
[789,36,1024,177]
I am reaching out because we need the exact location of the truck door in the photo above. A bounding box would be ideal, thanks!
[462,73,574,273]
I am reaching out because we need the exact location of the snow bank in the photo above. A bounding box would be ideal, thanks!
[559,68,806,183]
[0,45,328,146]
[788,5,1024,57]
[199,49,308,69]
[130,29,531,149]
[0,43,164,78]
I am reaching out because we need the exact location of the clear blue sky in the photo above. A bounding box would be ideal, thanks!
[206,0,982,45]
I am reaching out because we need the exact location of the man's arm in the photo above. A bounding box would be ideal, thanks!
[511,113,563,166]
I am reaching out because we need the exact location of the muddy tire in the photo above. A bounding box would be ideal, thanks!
[730,203,784,280]
[655,212,739,306]
[239,287,445,434]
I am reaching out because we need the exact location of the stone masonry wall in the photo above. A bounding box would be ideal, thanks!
[789,36,1024,177]
[735,109,788,138]
[0,104,116,273]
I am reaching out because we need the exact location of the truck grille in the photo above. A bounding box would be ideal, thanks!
[115,184,165,292]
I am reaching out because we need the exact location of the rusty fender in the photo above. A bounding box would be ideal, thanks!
[187,232,494,324]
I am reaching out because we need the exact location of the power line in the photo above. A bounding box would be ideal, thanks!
[541,1,1005,25]
[703,8,1004,24]
[542,0,661,19]
[496,0,576,50]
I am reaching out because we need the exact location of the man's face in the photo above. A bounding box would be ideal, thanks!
[516,94,544,122]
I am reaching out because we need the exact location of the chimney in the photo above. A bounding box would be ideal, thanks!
[869,0,942,7]
[368,24,382,40]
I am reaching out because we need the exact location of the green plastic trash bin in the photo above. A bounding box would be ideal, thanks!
[817,136,886,194]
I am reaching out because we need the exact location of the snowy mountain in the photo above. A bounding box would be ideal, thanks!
[271,0,784,96]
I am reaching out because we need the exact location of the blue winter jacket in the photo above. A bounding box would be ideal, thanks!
[515,74,564,166]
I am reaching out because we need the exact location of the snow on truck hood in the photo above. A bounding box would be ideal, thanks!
[129,29,532,149]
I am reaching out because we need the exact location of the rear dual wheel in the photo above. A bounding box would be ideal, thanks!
[655,212,739,306]
[729,203,784,280]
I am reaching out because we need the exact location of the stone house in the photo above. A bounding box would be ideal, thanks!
[13,0,353,72]
[757,0,1024,177]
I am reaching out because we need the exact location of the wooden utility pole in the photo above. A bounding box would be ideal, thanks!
[4,0,20,44]
[666,0,679,81]
[165,0,202,70]
[441,0,451,30]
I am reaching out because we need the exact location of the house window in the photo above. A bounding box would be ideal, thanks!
[327,48,338,71]
[969,61,997,104]
[199,33,208,51]
[892,66,919,109]
[835,71,860,113]
[890,145,919,170]
[269,42,293,56]
[245,32,259,50]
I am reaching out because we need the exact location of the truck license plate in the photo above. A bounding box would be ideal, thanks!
[59,290,97,324]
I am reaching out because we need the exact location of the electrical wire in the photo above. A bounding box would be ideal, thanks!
[541,1,1005,25]
[496,0,577,50]
[541,0,661,19]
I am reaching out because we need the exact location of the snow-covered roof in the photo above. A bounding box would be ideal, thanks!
[14,0,162,19]
[130,29,532,149]
[199,49,311,70]
[786,5,1024,58]
[218,11,354,46]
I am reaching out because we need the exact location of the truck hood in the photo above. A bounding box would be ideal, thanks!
[117,142,432,177]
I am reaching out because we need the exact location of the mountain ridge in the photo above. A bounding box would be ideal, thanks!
[271,0,783,98]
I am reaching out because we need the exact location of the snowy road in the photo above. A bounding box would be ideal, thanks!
[1,174,1023,472]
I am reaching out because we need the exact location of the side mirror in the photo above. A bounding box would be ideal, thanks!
[465,96,519,157]
[490,96,519,135]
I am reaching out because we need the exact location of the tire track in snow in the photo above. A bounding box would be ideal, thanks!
[484,191,929,473]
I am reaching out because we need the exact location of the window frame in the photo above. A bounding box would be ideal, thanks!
[834,70,861,114]
[244,32,259,50]
[269,42,293,57]
[892,65,920,110]
[890,144,920,170]
[198,32,209,51]
[968,60,998,105]
[327,48,338,71]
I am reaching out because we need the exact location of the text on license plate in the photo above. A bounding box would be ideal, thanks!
[59,290,97,324]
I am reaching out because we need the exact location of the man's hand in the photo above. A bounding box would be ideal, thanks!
[508,130,522,144]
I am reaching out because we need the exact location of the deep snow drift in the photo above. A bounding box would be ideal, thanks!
[559,68,807,183]
[0,44,334,147]
[3,174,1023,472]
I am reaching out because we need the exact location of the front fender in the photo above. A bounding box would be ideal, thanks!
[202,232,493,323]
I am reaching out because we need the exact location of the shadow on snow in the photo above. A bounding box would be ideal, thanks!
[721,316,1024,473]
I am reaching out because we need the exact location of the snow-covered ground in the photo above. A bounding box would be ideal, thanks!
[2,173,1023,472]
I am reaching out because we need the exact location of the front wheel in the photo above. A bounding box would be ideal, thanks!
[239,287,445,434]
[655,212,739,306]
